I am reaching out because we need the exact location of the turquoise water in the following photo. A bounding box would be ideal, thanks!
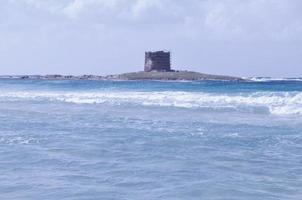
[0,79,302,199]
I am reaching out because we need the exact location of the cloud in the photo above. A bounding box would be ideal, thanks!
[62,0,122,18]
[1,0,302,76]
[2,0,302,42]
[200,0,302,39]
[6,0,301,36]
[131,0,164,17]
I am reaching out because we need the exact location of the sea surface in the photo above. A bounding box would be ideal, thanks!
[0,78,302,200]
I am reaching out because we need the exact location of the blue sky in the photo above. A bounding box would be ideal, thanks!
[0,0,301,77]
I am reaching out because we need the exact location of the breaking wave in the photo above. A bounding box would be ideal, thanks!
[0,91,302,115]
[246,77,302,82]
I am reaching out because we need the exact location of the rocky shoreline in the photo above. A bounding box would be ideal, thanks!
[0,71,244,81]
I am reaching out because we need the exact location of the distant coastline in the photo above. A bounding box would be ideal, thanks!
[0,71,243,81]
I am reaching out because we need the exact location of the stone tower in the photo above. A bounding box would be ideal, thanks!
[144,51,171,72]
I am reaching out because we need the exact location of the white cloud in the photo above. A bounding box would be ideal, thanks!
[131,0,163,17]
[6,0,301,31]
[1,0,302,76]
[62,0,122,18]
[2,0,302,41]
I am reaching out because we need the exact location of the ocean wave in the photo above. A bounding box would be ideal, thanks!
[0,136,39,145]
[246,77,302,82]
[0,91,302,115]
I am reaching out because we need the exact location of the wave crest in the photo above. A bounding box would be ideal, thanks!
[1,91,302,115]
[246,77,302,82]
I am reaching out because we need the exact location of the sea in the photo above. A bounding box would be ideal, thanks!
[0,78,302,200]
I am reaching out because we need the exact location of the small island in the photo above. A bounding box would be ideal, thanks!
[112,71,242,81]
[0,51,243,81]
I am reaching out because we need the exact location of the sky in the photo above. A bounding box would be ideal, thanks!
[0,0,301,77]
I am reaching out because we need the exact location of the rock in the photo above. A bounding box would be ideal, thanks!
[111,71,243,81]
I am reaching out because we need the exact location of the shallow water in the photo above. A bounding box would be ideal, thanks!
[0,79,302,199]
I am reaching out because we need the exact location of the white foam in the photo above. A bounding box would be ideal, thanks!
[247,77,302,82]
[0,90,302,115]
[0,136,39,145]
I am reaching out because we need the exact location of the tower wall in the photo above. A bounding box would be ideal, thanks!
[144,51,171,72]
